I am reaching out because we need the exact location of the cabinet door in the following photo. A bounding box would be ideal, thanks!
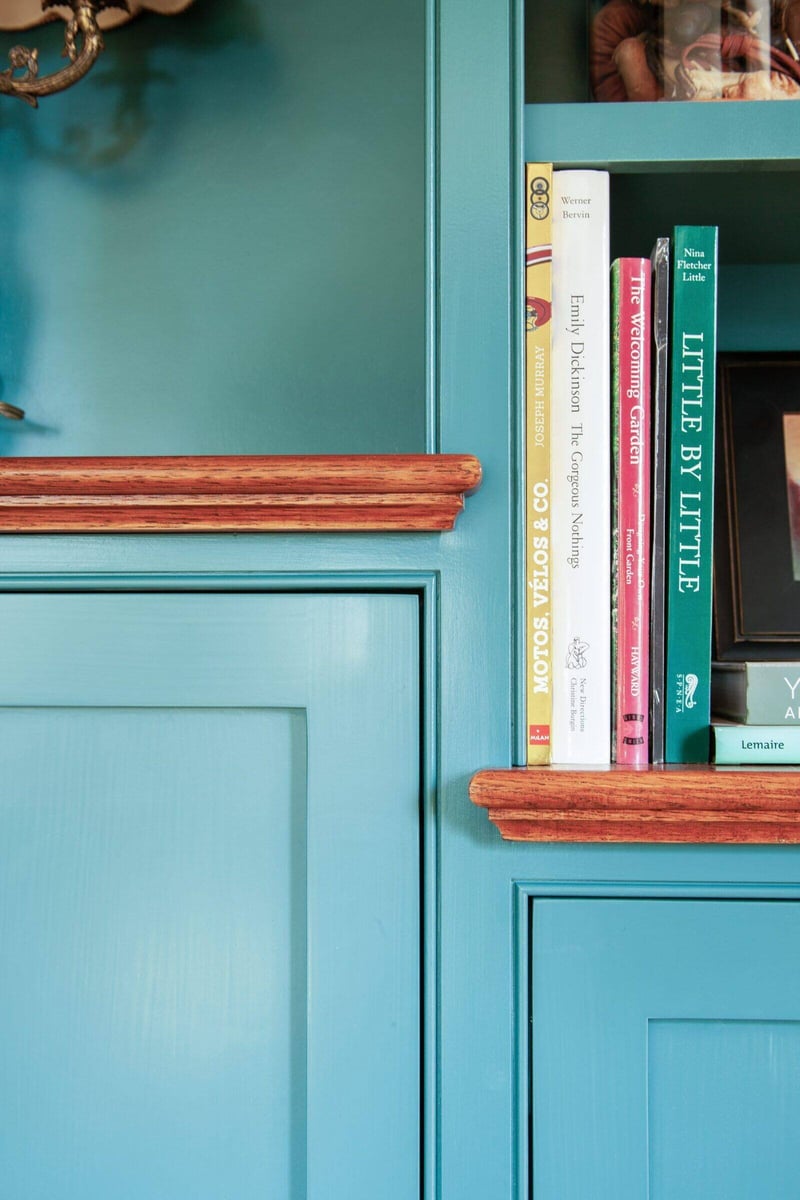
[533,899,800,1200]
[0,593,419,1200]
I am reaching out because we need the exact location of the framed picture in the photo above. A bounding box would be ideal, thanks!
[714,353,800,660]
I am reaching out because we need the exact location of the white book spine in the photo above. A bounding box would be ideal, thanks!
[550,170,611,764]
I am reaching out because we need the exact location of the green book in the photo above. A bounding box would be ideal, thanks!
[712,661,800,725]
[713,722,800,765]
[664,226,719,763]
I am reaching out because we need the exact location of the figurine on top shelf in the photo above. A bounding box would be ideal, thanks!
[590,0,800,100]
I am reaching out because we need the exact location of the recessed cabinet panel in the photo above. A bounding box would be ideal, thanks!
[532,899,800,1199]
[0,593,420,1200]
[1,707,306,1199]
[648,1018,800,1198]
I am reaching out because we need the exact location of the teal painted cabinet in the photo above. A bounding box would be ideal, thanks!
[533,898,800,1199]
[0,592,420,1199]
[6,0,800,1197]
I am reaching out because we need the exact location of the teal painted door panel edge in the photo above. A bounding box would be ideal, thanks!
[0,568,444,1200]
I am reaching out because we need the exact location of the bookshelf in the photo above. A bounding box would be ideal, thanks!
[0,455,481,532]
[470,765,800,842]
[470,3,800,844]
[524,100,800,169]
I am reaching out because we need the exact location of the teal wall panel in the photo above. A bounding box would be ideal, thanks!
[0,0,425,455]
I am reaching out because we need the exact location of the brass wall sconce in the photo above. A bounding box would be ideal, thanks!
[0,0,195,421]
[0,0,194,106]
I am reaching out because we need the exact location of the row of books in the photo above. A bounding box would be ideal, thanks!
[524,163,718,766]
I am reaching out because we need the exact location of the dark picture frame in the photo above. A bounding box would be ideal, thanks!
[714,353,800,661]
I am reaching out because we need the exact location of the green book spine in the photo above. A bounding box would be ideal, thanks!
[664,226,719,763]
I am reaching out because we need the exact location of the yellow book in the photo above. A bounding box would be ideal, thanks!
[525,164,553,765]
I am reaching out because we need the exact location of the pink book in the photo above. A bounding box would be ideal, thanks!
[612,258,652,765]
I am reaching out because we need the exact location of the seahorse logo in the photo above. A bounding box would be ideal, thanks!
[684,673,699,709]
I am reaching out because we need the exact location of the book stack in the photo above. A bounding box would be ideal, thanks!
[711,662,800,764]
[524,163,718,766]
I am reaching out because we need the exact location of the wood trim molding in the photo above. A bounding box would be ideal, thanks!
[470,765,800,844]
[0,454,482,533]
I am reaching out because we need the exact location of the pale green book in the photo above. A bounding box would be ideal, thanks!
[664,226,718,763]
[713,721,800,764]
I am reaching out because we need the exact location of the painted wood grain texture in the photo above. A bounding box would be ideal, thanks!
[533,900,800,1198]
[0,593,421,1198]
[0,455,482,532]
[469,765,800,843]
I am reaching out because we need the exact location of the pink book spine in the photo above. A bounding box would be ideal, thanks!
[615,259,652,765]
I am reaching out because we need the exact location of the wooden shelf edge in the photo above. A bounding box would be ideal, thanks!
[469,765,800,844]
[0,454,482,533]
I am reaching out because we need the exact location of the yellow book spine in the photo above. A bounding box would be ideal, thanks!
[525,163,553,765]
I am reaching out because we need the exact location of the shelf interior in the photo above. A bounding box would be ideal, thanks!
[524,1,800,178]
[524,0,800,340]
[524,112,800,354]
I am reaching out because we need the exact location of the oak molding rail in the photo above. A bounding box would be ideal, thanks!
[0,454,482,533]
[469,765,800,844]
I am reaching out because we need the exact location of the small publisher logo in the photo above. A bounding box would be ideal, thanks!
[566,637,589,670]
[529,175,550,220]
[529,724,550,745]
[526,296,552,331]
[684,673,699,709]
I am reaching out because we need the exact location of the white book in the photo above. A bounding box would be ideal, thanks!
[550,170,611,764]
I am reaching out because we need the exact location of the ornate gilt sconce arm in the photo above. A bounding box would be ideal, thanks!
[0,0,194,420]
[0,1,126,106]
[0,0,193,110]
